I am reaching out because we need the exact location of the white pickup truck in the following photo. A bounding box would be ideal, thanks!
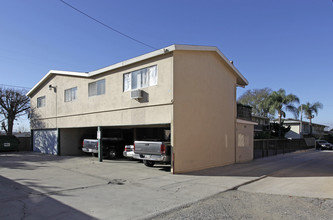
[133,140,171,167]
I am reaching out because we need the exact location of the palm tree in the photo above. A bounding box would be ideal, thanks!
[299,102,323,135]
[266,89,299,138]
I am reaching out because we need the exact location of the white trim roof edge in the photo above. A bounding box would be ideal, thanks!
[27,44,248,97]
[173,45,248,85]
[237,119,258,125]
[26,70,88,96]
[88,45,175,76]
[272,118,328,127]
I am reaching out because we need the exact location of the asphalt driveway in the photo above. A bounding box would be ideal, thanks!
[1,149,333,219]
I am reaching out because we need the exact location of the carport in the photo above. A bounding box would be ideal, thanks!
[57,125,171,160]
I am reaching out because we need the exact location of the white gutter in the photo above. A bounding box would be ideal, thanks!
[26,70,89,97]
[236,119,258,125]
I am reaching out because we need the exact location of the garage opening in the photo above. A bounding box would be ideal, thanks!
[135,127,171,141]
[58,127,96,156]
[58,127,133,157]
[58,125,171,163]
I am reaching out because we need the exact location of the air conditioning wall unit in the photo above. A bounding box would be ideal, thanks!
[131,89,143,99]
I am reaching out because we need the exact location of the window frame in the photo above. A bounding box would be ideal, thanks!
[64,87,77,102]
[88,79,105,97]
[37,96,46,108]
[123,65,158,92]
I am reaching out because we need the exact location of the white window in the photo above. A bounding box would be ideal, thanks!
[123,73,131,92]
[88,79,105,97]
[37,96,45,108]
[64,87,77,102]
[123,66,157,92]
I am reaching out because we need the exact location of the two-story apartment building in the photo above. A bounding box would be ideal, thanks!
[27,44,250,173]
[276,119,328,139]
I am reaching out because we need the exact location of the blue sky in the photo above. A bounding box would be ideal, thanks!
[0,0,332,131]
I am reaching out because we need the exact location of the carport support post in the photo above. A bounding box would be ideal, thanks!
[98,126,103,162]
[57,128,60,156]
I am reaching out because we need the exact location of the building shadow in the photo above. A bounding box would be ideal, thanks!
[0,152,74,170]
[0,175,96,219]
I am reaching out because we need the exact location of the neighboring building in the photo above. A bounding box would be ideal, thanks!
[273,119,328,139]
[27,44,250,174]
[252,115,270,134]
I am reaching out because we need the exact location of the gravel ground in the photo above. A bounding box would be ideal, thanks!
[151,190,333,220]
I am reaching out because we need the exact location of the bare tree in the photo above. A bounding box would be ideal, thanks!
[0,87,30,135]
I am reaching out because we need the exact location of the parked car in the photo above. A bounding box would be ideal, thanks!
[133,140,171,167]
[123,145,135,158]
[316,140,333,150]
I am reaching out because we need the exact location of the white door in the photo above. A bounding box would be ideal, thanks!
[33,129,58,155]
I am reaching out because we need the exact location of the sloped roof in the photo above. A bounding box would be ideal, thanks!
[27,44,248,97]
[272,118,328,127]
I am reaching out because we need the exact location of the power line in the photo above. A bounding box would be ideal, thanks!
[59,0,158,50]
[0,84,31,90]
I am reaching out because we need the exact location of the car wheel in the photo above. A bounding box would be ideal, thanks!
[143,160,155,167]
[107,149,117,159]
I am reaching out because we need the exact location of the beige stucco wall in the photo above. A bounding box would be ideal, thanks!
[236,121,254,163]
[172,50,237,173]
[30,53,174,129]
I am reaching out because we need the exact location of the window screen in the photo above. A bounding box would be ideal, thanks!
[88,79,105,97]
[37,96,46,108]
[64,87,77,102]
[123,65,157,92]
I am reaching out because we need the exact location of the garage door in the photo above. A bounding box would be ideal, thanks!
[33,129,58,155]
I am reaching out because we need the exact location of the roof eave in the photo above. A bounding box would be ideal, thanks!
[26,70,88,97]
[173,45,248,86]
[237,118,258,125]
[27,44,249,97]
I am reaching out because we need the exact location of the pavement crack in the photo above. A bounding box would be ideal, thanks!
[228,175,267,191]
[18,199,27,220]
[51,165,112,182]
[31,180,126,196]
[108,179,126,185]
